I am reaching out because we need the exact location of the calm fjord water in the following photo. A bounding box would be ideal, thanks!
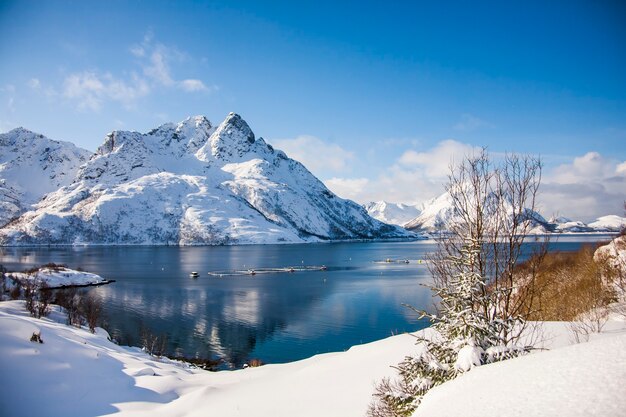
[0,236,611,367]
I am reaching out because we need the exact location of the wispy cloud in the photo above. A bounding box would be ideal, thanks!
[62,71,149,111]
[273,135,355,175]
[57,33,213,112]
[324,177,370,201]
[540,152,626,221]
[453,113,495,132]
[131,34,213,93]
[180,79,211,92]
[324,139,476,205]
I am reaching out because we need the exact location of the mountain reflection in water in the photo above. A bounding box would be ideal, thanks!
[0,236,609,367]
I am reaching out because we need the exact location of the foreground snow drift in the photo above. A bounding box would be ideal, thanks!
[0,300,624,417]
[0,301,416,417]
[414,329,626,417]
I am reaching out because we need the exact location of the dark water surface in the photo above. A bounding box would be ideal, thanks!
[0,235,613,367]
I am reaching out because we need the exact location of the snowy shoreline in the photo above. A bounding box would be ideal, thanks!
[0,235,425,247]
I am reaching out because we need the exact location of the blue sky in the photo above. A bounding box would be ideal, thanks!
[1,0,625,220]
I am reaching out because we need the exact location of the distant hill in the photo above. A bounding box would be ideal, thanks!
[370,192,625,234]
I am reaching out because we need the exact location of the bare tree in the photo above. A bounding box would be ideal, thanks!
[369,149,544,417]
[434,150,544,344]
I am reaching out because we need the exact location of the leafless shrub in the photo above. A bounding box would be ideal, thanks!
[23,280,37,317]
[55,288,85,327]
[141,327,168,357]
[35,282,52,318]
[80,292,103,333]
[568,308,609,344]
[23,263,67,275]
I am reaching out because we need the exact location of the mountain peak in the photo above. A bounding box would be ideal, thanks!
[205,112,256,161]
[178,115,212,131]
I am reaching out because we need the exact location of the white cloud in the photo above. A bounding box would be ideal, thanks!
[179,79,209,92]
[145,48,175,86]
[129,45,145,58]
[325,140,477,204]
[454,113,495,131]
[398,139,479,178]
[540,152,626,221]
[132,35,211,94]
[62,71,149,111]
[323,177,370,200]
[551,152,615,183]
[273,135,355,175]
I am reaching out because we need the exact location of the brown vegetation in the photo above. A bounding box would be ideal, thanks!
[513,244,616,321]
[23,262,67,275]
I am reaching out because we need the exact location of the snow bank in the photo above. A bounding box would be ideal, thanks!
[0,300,624,417]
[414,329,626,417]
[6,267,110,289]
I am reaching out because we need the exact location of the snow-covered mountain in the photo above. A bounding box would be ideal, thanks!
[403,191,625,234]
[0,113,411,245]
[548,216,593,233]
[588,215,626,232]
[0,128,91,226]
[364,201,421,227]
[403,193,456,232]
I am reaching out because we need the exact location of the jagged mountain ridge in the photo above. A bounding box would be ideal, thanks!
[0,128,91,226]
[0,113,411,245]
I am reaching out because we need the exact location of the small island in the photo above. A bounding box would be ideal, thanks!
[4,263,114,290]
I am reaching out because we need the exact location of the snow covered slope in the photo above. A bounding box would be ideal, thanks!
[364,201,421,227]
[403,191,552,233]
[0,128,91,226]
[0,300,624,417]
[0,114,410,245]
[413,330,626,417]
[403,193,456,233]
[588,215,626,232]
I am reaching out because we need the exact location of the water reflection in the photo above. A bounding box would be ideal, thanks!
[0,236,611,367]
